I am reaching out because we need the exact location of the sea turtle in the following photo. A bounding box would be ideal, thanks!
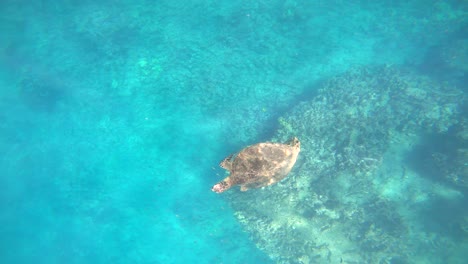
[212,137,300,193]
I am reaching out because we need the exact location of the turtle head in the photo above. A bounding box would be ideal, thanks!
[288,137,300,150]
[212,178,232,193]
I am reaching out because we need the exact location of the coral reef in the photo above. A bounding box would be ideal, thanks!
[226,66,466,263]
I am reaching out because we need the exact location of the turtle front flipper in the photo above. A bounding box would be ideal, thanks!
[212,177,233,193]
[219,154,234,171]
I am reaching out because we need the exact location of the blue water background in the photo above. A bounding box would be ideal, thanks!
[0,0,466,263]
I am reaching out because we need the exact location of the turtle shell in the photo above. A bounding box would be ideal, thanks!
[213,137,300,193]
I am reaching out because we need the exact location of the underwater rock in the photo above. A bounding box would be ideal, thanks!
[225,66,465,263]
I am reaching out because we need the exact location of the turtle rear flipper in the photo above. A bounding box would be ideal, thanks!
[220,154,234,171]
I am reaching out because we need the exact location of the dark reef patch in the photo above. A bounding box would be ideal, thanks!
[406,123,468,190]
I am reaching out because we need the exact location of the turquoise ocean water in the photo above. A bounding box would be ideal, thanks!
[0,1,466,263]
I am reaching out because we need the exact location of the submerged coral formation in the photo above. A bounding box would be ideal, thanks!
[226,66,466,263]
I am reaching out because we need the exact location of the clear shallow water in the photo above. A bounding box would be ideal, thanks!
[0,1,466,263]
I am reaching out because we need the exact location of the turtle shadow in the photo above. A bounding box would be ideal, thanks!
[19,74,66,113]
